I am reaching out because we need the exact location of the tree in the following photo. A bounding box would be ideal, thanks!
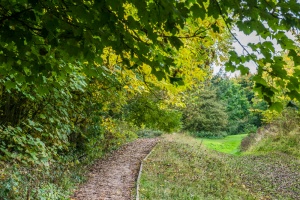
[182,86,228,135]
[0,0,300,163]
[212,73,267,134]
[122,93,182,132]
[1,0,299,105]
[1,1,300,197]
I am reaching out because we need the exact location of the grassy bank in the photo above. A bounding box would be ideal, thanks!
[139,133,300,199]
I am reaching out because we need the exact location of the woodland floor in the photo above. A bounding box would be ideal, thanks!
[72,138,158,200]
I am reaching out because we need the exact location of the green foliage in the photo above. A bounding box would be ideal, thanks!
[182,74,266,137]
[1,0,300,198]
[0,126,49,164]
[237,75,268,127]
[190,131,227,139]
[0,0,299,103]
[0,118,138,200]
[213,75,250,134]
[136,129,164,138]
[123,94,182,133]
[220,0,300,104]
[0,161,79,200]
[0,69,88,164]
[182,87,228,134]
[212,73,267,134]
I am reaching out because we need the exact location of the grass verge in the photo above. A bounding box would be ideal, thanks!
[139,133,257,200]
[139,133,300,200]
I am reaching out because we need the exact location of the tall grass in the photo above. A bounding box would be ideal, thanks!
[242,109,300,158]
[140,133,300,199]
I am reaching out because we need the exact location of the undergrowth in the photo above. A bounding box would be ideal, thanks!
[242,109,300,158]
[0,159,83,200]
[0,124,138,200]
[136,129,164,138]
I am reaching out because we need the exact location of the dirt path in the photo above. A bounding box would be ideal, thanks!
[72,138,159,200]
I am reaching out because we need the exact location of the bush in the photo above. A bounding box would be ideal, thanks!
[0,117,139,200]
[190,131,228,139]
[0,161,80,200]
[123,95,182,133]
[241,124,257,134]
[136,129,164,138]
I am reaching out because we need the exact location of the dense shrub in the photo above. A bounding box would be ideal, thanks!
[0,160,80,200]
[0,117,138,199]
[0,75,138,199]
[123,95,182,133]
[191,131,228,139]
[136,129,164,138]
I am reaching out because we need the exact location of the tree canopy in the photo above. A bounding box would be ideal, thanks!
[0,0,299,160]
[1,0,300,109]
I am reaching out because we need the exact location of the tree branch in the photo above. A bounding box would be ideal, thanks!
[213,0,259,68]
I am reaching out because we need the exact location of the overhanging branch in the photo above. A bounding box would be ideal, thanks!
[213,0,259,69]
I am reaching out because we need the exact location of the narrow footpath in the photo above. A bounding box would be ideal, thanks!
[72,138,159,200]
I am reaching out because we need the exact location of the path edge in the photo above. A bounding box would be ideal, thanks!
[135,139,159,200]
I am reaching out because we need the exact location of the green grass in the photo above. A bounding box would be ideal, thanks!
[139,133,300,200]
[139,134,257,200]
[200,134,247,155]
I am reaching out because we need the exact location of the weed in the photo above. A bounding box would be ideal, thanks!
[243,109,300,159]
